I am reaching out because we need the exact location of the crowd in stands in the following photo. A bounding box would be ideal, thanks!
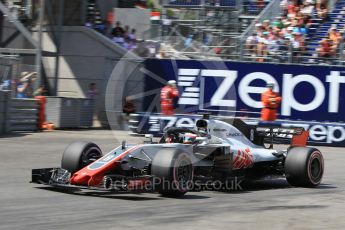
[245,0,334,63]
[85,20,138,51]
[316,25,344,59]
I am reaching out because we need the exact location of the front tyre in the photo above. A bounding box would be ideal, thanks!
[151,149,193,197]
[61,141,102,173]
[285,147,324,187]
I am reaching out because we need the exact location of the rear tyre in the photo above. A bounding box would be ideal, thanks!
[151,149,193,197]
[61,141,102,173]
[285,147,324,187]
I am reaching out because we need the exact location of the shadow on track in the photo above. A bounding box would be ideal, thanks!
[256,204,328,211]
[35,186,210,200]
[243,179,337,191]
[217,179,336,194]
[0,132,32,138]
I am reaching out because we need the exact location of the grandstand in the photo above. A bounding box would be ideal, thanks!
[159,0,269,59]
[156,0,344,64]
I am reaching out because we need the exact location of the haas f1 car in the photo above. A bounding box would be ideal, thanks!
[32,116,324,197]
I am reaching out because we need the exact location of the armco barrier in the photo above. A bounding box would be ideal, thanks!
[45,97,94,128]
[10,98,39,132]
[129,113,345,147]
[0,91,11,134]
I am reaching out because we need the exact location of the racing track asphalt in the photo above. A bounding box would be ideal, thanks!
[0,130,344,230]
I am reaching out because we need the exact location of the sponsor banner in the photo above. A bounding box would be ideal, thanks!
[129,113,200,137]
[129,113,345,147]
[143,59,345,122]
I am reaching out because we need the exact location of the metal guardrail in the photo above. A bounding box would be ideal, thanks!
[0,91,11,135]
[10,98,39,132]
[165,0,238,8]
[45,97,94,128]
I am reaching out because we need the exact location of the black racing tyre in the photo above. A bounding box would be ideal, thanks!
[61,141,102,173]
[284,147,324,187]
[151,149,193,197]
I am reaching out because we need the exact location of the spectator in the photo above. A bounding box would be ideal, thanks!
[95,20,108,35]
[156,47,167,59]
[291,32,305,62]
[122,96,136,116]
[121,96,136,130]
[16,72,37,98]
[246,32,258,55]
[85,18,93,28]
[111,21,124,37]
[87,83,98,100]
[129,29,137,41]
[316,0,328,21]
[328,27,339,44]
[184,34,194,48]
[262,19,270,30]
[284,26,294,39]
[112,31,125,45]
[255,23,264,35]
[267,33,280,58]
[33,85,47,96]
[279,37,292,62]
[202,32,211,46]
[124,25,130,38]
[256,32,269,61]
[301,0,315,17]
[123,37,137,50]
[317,38,333,58]
[273,16,284,29]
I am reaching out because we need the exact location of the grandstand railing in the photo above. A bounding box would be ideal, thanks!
[164,0,240,9]
[238,0,281,60]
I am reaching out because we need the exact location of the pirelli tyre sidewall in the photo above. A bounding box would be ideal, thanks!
[151,148,194,197]
[285,147,324,187]
[61,141,102,174]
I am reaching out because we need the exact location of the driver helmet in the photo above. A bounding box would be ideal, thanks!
[196,119,208,135]
[183,133,197,144]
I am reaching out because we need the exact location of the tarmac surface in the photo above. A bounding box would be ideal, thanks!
[0,130,344,230]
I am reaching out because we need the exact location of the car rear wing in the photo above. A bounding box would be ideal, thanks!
[256,127,309,148]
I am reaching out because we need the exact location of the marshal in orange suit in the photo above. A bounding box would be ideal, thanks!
[161,80,179,115]
[261,82,281,121]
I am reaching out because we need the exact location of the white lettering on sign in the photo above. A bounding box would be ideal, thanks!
[326,71,345,113]
[239,72,279,108]
[282,74,325,116]
[309,125,327,141]
[176,69,345,116]
[201,70,238,107]
[178,69,200,105]
[282,123,345,143]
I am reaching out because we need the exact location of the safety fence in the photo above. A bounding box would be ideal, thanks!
[0,91,11,134]
[10,98,39,132]
[45,97,94,129]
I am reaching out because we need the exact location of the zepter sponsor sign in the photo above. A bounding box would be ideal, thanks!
[143,59,345,122]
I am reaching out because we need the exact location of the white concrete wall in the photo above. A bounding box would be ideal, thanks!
[52,26,145,128]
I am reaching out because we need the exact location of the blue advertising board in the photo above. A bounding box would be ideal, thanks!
[129,113,345,147]
[143,59,345,123]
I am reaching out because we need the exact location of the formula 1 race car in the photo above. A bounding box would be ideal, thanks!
[32,116,324,197]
